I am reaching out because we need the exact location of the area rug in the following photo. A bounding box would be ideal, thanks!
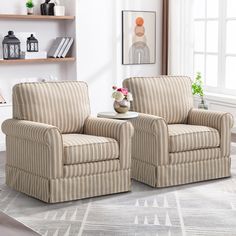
[0,145,236,236]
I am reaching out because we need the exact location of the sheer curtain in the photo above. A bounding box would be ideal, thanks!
[168,0,194,77]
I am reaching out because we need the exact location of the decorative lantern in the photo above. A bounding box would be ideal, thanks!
[27,34,39,52]
[2,31,21,60]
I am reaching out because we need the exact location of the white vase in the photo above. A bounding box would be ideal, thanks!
[27,8,34,15]
[54,6,65,16]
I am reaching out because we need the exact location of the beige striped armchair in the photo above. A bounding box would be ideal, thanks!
[123,76,234,187]
[2,81,133,203]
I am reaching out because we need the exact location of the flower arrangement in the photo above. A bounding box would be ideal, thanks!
[112,86,133,113]
[112,86,133,102]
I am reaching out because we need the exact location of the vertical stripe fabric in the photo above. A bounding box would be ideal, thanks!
[2,119,63,179]
[188,109,234,157]
[84,117,134,169]
[129,113,169,166]
[123,76,194,124]
[62,134,119,164]
[168,124,220,152]
[123,77,233,188]
[6,166,130,203]
[12,81,91,133]
[2,81,134,203]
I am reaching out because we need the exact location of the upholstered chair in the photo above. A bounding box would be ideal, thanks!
[123,76,234,187]
[2,81,134,203]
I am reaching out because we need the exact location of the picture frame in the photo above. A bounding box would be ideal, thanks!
[122,10,156,65]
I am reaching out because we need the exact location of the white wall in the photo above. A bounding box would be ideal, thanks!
[0,0,162,150]
[77,0,163,115]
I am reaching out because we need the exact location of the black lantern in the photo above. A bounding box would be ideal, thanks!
[2,31,21,60]
[27,34,39,52]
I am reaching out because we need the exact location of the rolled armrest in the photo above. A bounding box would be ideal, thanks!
[188,109,234,157]
[2,119,63,178]
[129,113,169,166]
[2,119,61,144]
[84,117,134,169]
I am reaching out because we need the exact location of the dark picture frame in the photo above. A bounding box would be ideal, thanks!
[122,10,156,65]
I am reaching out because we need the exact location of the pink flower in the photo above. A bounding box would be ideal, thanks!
[112,85,117,90]
[117,88,128,95]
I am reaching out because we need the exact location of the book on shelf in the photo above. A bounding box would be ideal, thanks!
[57,37,70,58]
[48,37,66,58]
[0,94,6,104]
[61,37,74,58]
[22,51,47,59]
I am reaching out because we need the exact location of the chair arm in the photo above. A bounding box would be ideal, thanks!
[84,117,134,169]
[2,119,63,178]
[129,113,169,166]
[188,109,234,157]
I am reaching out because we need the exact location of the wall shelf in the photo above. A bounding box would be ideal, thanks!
[0,57,75,64]
[0,14,75,20]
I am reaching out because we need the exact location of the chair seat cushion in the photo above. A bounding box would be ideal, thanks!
[62,134,119,165]
[168,124,220,153]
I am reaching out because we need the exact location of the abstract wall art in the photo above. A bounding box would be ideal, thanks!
[122,10,156,65]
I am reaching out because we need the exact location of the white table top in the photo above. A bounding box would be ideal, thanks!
[97,111,139,120]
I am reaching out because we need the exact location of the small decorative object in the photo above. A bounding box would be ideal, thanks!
[122,11,156,65]
[27,34,38,52]
[41,0,55,16]
[26,0,34,15]
[112,86,133,113]
[192,72,208,110]
[0,94,6,104]
[2,31,21,60]
[54,0,65,16]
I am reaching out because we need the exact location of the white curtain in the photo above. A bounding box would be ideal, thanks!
[168,0,194,77]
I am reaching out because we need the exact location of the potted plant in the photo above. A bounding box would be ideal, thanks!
[112,86,133,113]
[26,0,34,15]
[192,72,208,110]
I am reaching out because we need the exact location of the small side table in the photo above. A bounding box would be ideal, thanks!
[97,111,138,120]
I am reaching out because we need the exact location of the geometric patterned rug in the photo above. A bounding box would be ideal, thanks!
[0,144,236,236]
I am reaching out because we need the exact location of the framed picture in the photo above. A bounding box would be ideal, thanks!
[122,10,156,65]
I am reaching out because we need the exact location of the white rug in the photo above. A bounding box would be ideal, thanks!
[0,145,236,236]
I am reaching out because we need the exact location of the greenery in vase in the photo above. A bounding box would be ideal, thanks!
[192,72,204,102]
[26,0,34,8]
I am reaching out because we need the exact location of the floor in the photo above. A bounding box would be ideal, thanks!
[1,145,236,236]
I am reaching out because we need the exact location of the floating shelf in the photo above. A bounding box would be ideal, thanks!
[0,14,75,20]
[0,57,76,64]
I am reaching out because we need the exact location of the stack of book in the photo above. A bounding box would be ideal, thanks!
[22,51,47,60]
[48,37,74,58]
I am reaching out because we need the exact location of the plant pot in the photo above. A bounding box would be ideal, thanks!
[54,6,65,16]
[113,99,130,114]
[27,8,34,15]
[198,99,208,110]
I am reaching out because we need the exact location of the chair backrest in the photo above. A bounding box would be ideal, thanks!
[123,76,194,124]
[13,81,91,133]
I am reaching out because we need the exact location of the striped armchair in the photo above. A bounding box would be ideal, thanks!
[123,76,234,187]
[2,81,133,203]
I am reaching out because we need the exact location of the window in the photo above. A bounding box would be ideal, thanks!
[193,0,236,95]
